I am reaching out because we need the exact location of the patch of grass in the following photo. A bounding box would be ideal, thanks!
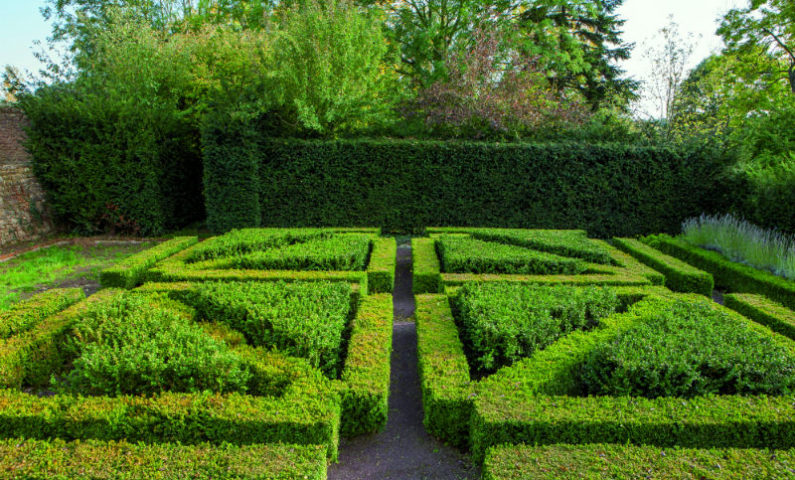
[681,214,795,280]
[0,243,154,310]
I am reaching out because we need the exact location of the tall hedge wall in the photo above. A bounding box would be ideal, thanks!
[203,134,724,236]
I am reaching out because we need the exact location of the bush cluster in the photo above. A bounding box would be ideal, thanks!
[465,228,613,264]
[437,236,587,275]
[579,300,795,398]
[185,229,330,263]
[228,234,372,272]
[190,281,352,376]
[61,293,252,396]
[454,283,620,374]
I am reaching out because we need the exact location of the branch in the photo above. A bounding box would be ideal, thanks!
[762,27,795,62]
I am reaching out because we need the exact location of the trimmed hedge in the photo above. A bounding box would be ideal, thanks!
[367,237,397,293]
[0,288,84,339]
[725,293,795,341]
[429,228,613,264]
[645,234,795,309]
[100,236,198,288]
[437,236,587,275]
[415,294,472,449]
[470,295,795,462]
[483,444,795,480]
[612,237,713,295]
[203,138,722,235]
[339,294,393,437]
[412,237,443,294]
[0,386,342,460]
[0,438,328,479]
[0,289,124,388]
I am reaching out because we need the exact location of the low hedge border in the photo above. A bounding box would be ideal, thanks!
[0,375,342,460]
[416,289,668,449]
[612,237,714,295]
[339,293,393,437]
[427,227,613,264]
[482,443,795,480]
[595,240,666,285]
[415,294,473,449]
[0,288,85,339]
[725,293,795,341]
[0,289,124,388]
[0,438,328,479]
[644,234,795,309]
[412,238,443,294]
[366,237,396,294]
[100,236,198,289]
[470,295,795,463]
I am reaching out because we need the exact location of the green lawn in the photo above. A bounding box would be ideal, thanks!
[0,242,156,310]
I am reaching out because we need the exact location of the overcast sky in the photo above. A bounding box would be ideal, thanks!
[2,0,749,106]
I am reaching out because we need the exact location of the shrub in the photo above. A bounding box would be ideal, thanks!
[437,236,587,275]
[0,439,328,480]
[483,443,795,480]
[190,281,352,376]
[203,138,723,235]
[227,234,372,271]
[644,234,795,309]
[681,213,795,280]
[100,236,198,288]
[185,229,330,263]
[724,293,795,341]
[0,288,84,339]
[579,300,795,398]
[454,283,619,374]
[366,237,397,293]
[612,237,714,295]
[412,237,443,294]
[61,293,252,396]
[458,228,612,264]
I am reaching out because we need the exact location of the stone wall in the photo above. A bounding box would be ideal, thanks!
[0,107,53,248]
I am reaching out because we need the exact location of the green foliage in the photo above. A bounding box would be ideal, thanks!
[483,444,795,480]
[202,138,723,236]
[0,289,84,339]
[456,228,613,264]
[579,299,795,398]
[454,283,619,374]
[645,234,795,310]
[271,0,396,136]
[0,289,125,388]
[61,293,252,396]
[412,237,443,294]
[734,154,795,235]
[725,293,795,342]
[185,229,330,262]
[223,234,372,271]
[100,236,199,288]
[415,294,473,448]
[438,236,587,275]
[339,294,393,437]
[0,439,328,480]
[366,237,397,293]
[612,237,714,295]
[189,281,352,376]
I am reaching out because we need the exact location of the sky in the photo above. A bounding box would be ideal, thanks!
[1,0,749,104]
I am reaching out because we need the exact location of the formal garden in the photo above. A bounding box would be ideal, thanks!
[2,0,795,478]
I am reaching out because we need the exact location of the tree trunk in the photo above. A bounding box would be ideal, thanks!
[789,62,795,94]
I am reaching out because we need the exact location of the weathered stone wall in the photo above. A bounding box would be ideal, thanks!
[0,107,53,248]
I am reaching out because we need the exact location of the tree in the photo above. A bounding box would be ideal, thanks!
[719,0,795,94]
[517,0,637,110]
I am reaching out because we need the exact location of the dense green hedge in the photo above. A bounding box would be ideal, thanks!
[0,288,84,339]
[412,238,443,294]
[100,236,198,288]
[19,94,204,236]
[612,237,714,295]
[202,137,724,235]
[483,444,795,480]
[645,234,795,309]
[725,293,795,341]
[0,439,329,479]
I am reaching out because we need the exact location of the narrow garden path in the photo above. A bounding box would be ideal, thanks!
[328,240,480,480]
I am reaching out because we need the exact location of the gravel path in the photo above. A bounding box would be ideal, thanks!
[328,241,480,480]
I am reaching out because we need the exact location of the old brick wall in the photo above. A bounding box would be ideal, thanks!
[0,107,53,248]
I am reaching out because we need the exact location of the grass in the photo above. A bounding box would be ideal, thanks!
[681,214,795,280]
[0,242,155,310]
